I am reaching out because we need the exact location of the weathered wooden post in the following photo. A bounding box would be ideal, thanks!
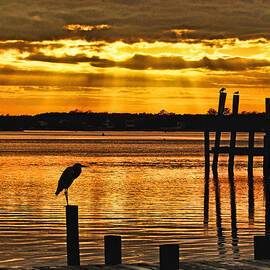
[264,98,270,179]
[263,99,270,234]
[160,244,179,270]
[104,235,122,265]
[228,93,239,176]
[264,137,270,179]
[254,236,270,259]
[212,91,227,176]
[248,131,255,178]
[255,98,270,257]
[66,205,80,266]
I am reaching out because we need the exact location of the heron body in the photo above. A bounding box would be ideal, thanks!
[55,163,87,204]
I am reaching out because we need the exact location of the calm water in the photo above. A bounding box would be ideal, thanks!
[0,131,267,268]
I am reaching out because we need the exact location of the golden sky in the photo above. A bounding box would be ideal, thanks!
[1,0,270,115]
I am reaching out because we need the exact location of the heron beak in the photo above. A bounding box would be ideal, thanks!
[81,165,88,167]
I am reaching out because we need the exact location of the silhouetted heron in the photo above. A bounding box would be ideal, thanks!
[55,163,87,205]
[219,88,226,93]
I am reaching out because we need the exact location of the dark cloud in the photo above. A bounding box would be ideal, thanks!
[0,41,63,53]
[23,52,270,71]
[1,62,270,89]
[24,53,93,64]
[114,55,270,71]
[88,56,115,67]
[1,0,270,43]
[194,57,270,71]
[23,53,116,66]
[0,64,150,87]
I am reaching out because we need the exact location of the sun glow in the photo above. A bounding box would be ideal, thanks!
[0,37,270,114]
[64,24,111,31]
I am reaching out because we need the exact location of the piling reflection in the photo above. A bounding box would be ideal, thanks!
[203,175,209,226]
[248,175,255,224]
[213,174,226,257]
[228,173,239,259]
[263,177,270,236]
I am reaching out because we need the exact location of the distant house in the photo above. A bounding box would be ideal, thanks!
[125,119,136,129]
[38,120,48,128]
[103,119,114,129]
[176,120,186,130]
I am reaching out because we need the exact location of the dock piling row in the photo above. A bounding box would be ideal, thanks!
[64,205,270,268]
[205,94,270,179]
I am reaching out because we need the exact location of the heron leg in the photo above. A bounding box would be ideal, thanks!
[64,189,69,205]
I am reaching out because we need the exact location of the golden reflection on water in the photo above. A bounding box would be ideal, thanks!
[0,131,267,267]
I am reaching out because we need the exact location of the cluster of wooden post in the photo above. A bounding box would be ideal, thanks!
[204,93,270,179]
[65,205,270,268]
[204,93,270,260]
[65,205,179,269]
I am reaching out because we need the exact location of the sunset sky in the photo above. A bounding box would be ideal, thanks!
[1,0,270,114]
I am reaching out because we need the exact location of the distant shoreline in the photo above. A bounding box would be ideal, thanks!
[0,111,267,132]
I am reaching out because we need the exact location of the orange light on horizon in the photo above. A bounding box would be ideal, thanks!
[64,24,111,32]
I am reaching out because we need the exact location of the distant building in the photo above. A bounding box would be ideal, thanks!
[103,119,114,129]
[125,119,136,129]
[38,120,48,128]
[176,120,186,130]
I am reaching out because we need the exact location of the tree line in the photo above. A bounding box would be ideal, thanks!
[0,109,267,131]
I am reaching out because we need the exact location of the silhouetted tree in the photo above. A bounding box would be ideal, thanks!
[207,108,217,115]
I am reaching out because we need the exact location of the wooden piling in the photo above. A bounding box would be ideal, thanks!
[264,136,270,179]
[104,235,122,265]
[212,92,227,175]
[160,244,179,270]
[264,98,270,179]
[65,205,80,266]
[228,94,239,176]
[254,236,270,259]
[248,131,255,178]
[266,98,270,121]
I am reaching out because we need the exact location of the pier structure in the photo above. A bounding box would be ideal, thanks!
[203,93,270,263]
[204,93,270,179]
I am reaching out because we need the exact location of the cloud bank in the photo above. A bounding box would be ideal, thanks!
[1,0,270,43]
[24,52,270,71]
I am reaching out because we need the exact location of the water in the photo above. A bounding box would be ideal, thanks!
[0,131,267,268]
